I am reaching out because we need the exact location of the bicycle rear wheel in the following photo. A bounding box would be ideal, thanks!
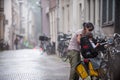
[62,55,68,62]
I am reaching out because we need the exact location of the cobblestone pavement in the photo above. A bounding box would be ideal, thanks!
[0,49,70,80]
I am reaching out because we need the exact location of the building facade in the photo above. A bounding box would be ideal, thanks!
[4,0,23,49]
[58,0,100,35]
[49,0,58,43]
[4,0,13,49]
[58,0,116,36]
[26,5,35,46]
[19,0,36,48]
[40,0,50,37]
[0,0,5,40]
[46,0,117,55]
[3,0,36,49]
[100,0,115,36]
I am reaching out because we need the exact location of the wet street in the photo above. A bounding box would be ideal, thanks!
[0,49,70,80]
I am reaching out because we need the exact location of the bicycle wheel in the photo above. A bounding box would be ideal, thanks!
[62,55,68,62]
[114,38,120,47]
[99,61,109,80]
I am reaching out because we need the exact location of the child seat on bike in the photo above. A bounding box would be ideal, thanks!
[75,60,99,79]
[80,33,98,58]
[75,61,89,79]
[75,33,99,79]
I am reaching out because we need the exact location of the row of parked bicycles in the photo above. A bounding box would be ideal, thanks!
[97,33,120,80]
[39,33,72,58]
[0,39,9,51]
[39,32,120,80]
[57,32,120,80]
[75,33,120,80]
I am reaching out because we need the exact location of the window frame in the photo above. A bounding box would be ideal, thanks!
[102,0,115,27]
[0,0,4,11]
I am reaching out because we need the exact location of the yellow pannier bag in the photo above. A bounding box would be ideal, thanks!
[88,61,99,77]
[75,62,88,79]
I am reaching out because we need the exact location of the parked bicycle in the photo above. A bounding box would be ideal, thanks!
[46,40,56,55]
[39,35,55,55]
[57,32,71,61]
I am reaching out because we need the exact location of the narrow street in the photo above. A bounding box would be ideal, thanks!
[0,0,120,80]
[0,49,70,80]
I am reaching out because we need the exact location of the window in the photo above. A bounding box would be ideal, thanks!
[102,0,107,24]
[87,0,90,21]
[102,0,115,26]
[87,0,95,24]
[0,0,4,11]
[108,0,113,21]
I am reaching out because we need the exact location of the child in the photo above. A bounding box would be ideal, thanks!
[80,32,99,58]
[80,33,100,79]
[87,32,99,49]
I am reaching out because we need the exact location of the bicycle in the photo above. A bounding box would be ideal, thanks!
[95,33,120,80]
[46,41,56,55]
[57,33,71,62]
[76,33,120,80]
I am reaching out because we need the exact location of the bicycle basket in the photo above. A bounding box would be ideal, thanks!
[89,61,99,77]
[75,62,88,79]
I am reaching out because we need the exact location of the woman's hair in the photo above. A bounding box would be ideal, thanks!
[83,22,94,31]
[83,22,87,27]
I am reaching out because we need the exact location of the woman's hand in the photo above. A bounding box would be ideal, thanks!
[95,43,100,47]
[77,34,82,44]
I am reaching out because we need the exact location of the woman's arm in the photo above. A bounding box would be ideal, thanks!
[77,34,82,44]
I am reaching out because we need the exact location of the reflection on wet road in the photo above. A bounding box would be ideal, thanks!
[0,49,70,80]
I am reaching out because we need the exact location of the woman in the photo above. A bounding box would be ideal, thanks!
[67,22,95,80]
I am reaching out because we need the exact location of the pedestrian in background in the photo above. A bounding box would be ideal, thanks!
[67,22,95,80]
[14,36,19,50]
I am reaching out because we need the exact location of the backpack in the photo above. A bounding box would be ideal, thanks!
[80,36,98,58]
